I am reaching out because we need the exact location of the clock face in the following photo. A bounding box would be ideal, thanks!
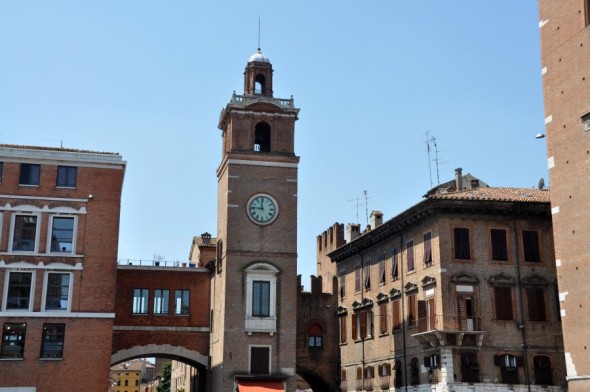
[247,194,278,225]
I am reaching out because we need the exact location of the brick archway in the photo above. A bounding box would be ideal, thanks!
[111,344,208,368]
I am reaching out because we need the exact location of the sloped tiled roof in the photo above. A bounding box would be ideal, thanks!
[111,359,146,372]
[0,143,119,155]
[428,187,550,203]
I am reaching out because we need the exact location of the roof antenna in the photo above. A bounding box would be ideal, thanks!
[257,17,261,50]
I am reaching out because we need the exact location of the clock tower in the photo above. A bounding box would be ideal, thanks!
[211,48,300,391]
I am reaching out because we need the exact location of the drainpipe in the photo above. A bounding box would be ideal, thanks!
[513,219,531,392]
[399,234,408,392]
[360,253,366,389]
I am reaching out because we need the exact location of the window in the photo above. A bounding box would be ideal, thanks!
[394,361,403,388]
[338,271,346,299]
[0,162,3,183]
[308,323,323,348]
[460,353,479,383]
[523,230,541,262]
[407,294,417,328]
[19,163,40,185]
[363,261,371,290]
[354,264,361,292]
[423,232,432,265]
[174,290,190,315]
[406,240,415,271]
[40,323,65,359]
[379,363,391,390]
[425,354,440,368]
[491,229,508,261]
[56,166,77,188]
[250,346,270,375]
[379,303,388,335]
[44,273,71,311]
[533,355,553,385]
[494,287,514,320]
[392,299,401,331]
[339,315,347,344]
[497,354,520,384]
[391,248,399,280]
[245,263,278,332]
[132,289,149,314]
[527,288,547,321]
[378,253,386,284]
[454,228,470,259]
[48,216,75,253]
[11,214,39,252]
[353,310,373,340]
[254,122,271,152]
[154,289,170,314]
[1,323,27,359]
[418,298,436,332]
[5,271,34,311]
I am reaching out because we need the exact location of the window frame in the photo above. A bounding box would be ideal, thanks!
[1,323,27,359]
[354,264,361,292]
[494,286,514,321]
[9,212,41,253]
[3,270,35,311]
[308,323,323,348]
[423,231,433,266]
[249,345,271,375]
[522,230,541,262]
[453,227,471,260]
[132,288,149,315]
[363,259,371,291]
[527,287,547,322]
[252,280,271,317]
[378,253,386,285]
[42,271,73,312]
[153,289,170,315]
[391,248,399,281]
[19,163,41,186]
[339,315,347,344]
[245,263,278,332]
[490,228,509,262]
[47,215,77,255]
[40,323,65,359]
[406,239,415,272]
[174,289,190,315]
[56,165,77,188]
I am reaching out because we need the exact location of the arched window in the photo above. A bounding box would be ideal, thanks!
[308,323,323,348]
[356,367,363,391]
[495,354,520,384]
[379,363,391,390]
[339,369,347,392]
[364,366,375,391]
[425,353,440,369]
[255,74,265,94]
[534,355,553,385]
[254,122,271,152]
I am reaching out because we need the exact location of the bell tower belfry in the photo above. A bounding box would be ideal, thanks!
[211,48,300,391]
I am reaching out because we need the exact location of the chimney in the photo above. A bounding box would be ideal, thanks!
[370,210,383,229]
[201,232,211,245]
[346,223,361,243]
[470,179,480,189]
[455,168,463,190]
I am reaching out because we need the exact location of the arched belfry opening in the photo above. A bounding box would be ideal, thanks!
[254,122,271,152]
[255,74,266,94]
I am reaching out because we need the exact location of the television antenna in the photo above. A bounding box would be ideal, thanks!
[348,190,374,226]
[426,131,443,188]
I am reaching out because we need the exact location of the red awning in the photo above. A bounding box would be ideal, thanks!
[237,379,284,392]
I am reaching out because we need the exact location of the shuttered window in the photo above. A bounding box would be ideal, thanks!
[407,240,415,271]
[363,261,371,290]
[491,229,508,261]
[392,299,401,331]
[423,232,432,265]
[339,316,347,344]
[250,346,270,374]
[378,253,386,284]
[523,230,541,262]
[355,264,361,292]
[527,288,547,321]
[494,287,514,320]
[352,313,358,340]
[380,303,388,334]
[408,294,417,327]
[391,248,399,280]
[454,228,470,259]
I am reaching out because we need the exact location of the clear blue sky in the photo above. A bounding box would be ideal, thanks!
[0,2,547,288]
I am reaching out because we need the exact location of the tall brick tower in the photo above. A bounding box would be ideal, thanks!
[210,48,300,391]
[538,1,590,390]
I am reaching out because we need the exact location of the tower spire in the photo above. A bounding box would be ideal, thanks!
[257,17,261,50]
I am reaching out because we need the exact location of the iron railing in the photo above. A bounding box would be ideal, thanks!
[409,315,483,333]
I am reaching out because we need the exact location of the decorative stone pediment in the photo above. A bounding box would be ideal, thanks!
[376,292,389,303]
[352,298,373,310]
[521,274,550,286]
[337,306,348,315]
[487,272,516,286]
[404,282,418,294]
[450,272,480,285]
[389,288,401,299]
[421,276,436,289]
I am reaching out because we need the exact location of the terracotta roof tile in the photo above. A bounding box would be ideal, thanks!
[428,187,550,203]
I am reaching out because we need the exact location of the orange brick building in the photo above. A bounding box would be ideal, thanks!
[537,1,590,390]
[318,172,565,391]
[0,145,125,391]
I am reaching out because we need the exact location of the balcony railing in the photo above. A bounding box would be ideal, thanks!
[412,315,482,333]
[230,93,295,108]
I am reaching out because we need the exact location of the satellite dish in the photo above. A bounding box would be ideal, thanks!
[538,178,545,190]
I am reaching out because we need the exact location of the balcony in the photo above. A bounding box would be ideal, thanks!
[230,93,295,109]
[411,315,486,349]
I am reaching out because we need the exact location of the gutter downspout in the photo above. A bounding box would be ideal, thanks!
[513,219,531,392]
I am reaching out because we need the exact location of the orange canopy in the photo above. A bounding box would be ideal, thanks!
[237,379,284,392]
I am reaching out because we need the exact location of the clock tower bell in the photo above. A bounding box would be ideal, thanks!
[211,48,300,391]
